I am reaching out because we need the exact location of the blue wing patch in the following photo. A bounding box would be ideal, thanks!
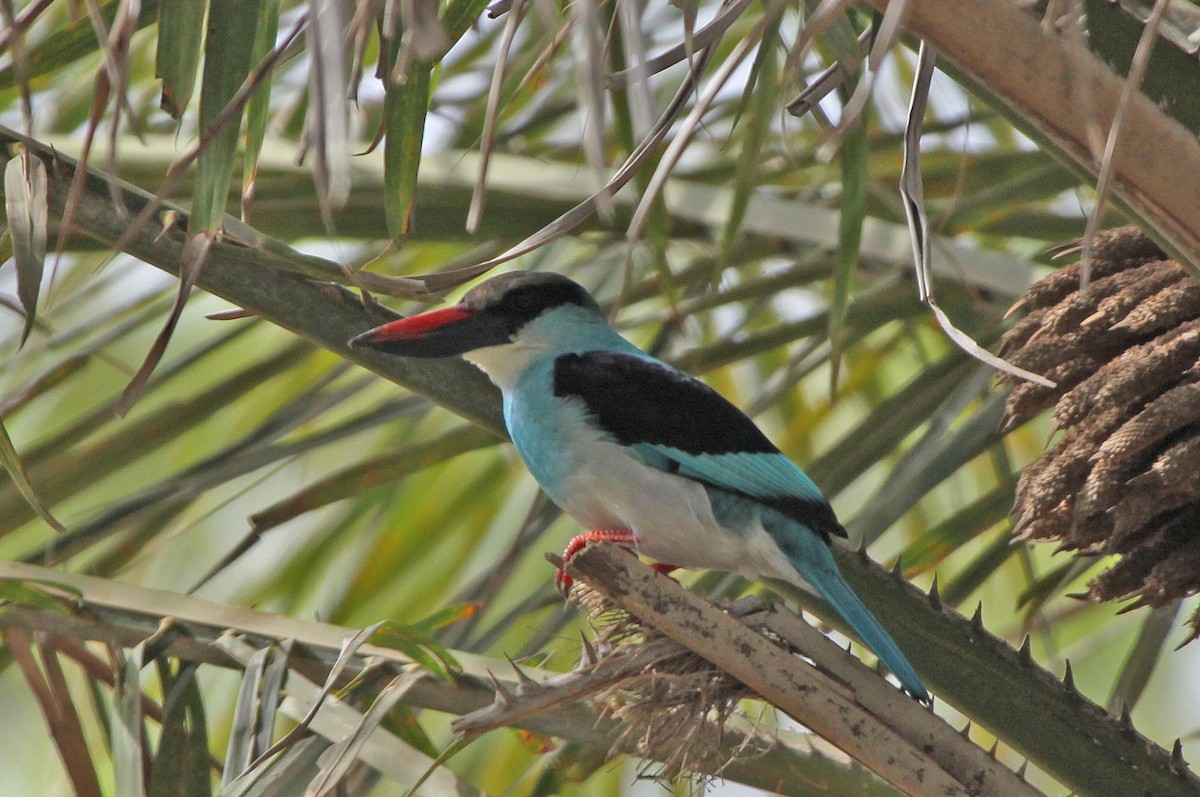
[635,444,846,540]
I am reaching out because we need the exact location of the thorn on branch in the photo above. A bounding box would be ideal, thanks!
[578,632,598,668]
[1119,702,1133,731]
[506,654,540,693]
[1172,739,1188,774]
[1063,661,1076,693]
[488,670,516,708]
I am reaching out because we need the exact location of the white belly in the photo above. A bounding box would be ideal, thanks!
[556,437,800,584]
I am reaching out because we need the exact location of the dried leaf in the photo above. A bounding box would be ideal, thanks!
[304,671,424,797]
[3,629,102,797]
[899,44,1053,388]
[306,0,352,223]
[0,417,66,533]
[3,148,47,345]
[114,645,147,797]
[117,232,212,416]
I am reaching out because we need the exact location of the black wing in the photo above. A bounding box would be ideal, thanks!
[553,351,776,454]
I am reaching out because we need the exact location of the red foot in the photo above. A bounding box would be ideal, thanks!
[555,531,683,595]
[556,530,639,595]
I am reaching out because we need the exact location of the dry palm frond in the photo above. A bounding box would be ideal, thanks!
[570,582,759,782]
[1002,227,1200,640]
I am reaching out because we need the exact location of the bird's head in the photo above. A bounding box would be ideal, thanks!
[349,271,604,359]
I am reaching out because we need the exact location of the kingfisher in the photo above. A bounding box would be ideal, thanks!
[350,270,928,700]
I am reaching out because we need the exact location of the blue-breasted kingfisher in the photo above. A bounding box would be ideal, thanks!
[350,270,928,701]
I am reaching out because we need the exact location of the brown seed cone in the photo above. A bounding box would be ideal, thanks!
[998,260,1173,360]
[1108,491,1194,553]
[1002,355,1104,429]
[997,260,1189,429]
[1088,507,1200,605]
[1007,227,1167,316]
[1013,405,1128,521]
[1112,274,1200,335]
[1012,497,1074,543]
[1002,227,1200,636]
[1077,380,1200,518]
[1080,260,1184,331]
[1051,319,1200,429]
[1126,434,1200,499]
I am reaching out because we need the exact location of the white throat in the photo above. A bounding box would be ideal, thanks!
[462,342,543,391]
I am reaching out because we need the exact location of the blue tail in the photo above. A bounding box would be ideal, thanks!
[785,533,929,701]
